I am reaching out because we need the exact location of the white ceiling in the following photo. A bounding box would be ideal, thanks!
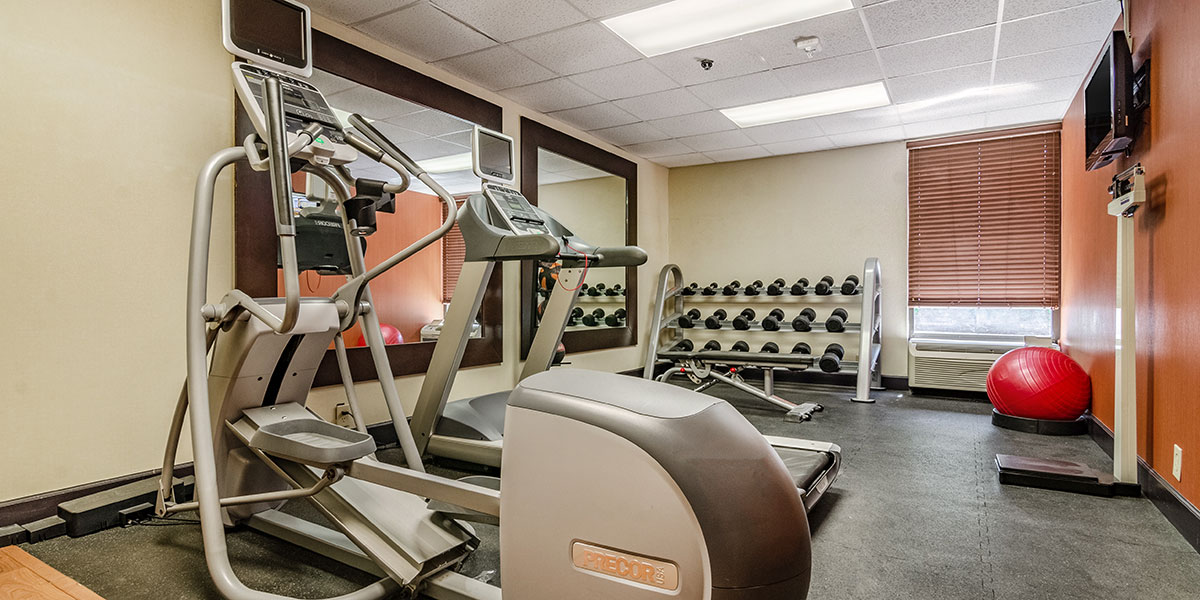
[305,0,1120,167]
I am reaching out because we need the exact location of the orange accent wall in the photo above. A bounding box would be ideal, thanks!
[1061,0,1200,506]
[277,182,445,346]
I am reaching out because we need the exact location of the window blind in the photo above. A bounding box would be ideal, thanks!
[908,125,1061,307]
[442,199,466,302]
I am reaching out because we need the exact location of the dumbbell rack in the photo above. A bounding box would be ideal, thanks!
[643,258,883,414]
[564,284,626,331]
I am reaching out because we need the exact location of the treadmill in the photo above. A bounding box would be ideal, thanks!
[409,127,841,510]
[408,126,648,469]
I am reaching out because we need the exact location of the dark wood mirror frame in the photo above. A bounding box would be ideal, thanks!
[234,31,505,387]
[519,117,639,358]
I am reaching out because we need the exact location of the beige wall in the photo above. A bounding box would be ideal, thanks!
[0,2,669,502]
[667,143,909,377]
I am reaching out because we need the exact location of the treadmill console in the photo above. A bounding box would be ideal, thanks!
[231,62,356,166]
[482,183,551,236]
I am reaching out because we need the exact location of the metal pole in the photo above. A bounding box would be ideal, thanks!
[1114,214,1138,483]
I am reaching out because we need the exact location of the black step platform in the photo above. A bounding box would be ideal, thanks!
[996,454,1140,497]
[991,409,1088,436]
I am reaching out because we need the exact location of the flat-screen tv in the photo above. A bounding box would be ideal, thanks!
[1084,31,1136,171]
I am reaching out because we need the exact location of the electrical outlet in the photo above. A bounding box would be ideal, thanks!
[1173,445,1183,481]
[335,403,356,429]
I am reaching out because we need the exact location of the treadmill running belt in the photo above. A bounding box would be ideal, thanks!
[773,447,834,493]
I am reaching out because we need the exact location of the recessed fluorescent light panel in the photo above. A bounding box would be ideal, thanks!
[721,82,891,128]
[603,0,854,57]
[419,152,474,174]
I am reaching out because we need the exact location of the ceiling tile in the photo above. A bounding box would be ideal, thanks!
[501,78,604,112]
[1004,0,1099,21]
[812,105,901,135]
[511,23,642,75]
[625,139,695,158]
[774,51,884,96]
[402,136,469,160]
[538,150,585,172]
[357,2,496,62]
[387,108,473,136]
[591,122,669,146]
[614,88,711,121]
[648,38,771,87]
[994,43,1101,85]
[568,0,666,19]
[436,130,473,147]
[308,69,359,96]
[548,102,639,130]
[326,85,425,120]
[896,91,994,122]
[568,60,678,100]
[988,75,1081,111]
[741,119,825,145]
[887,62,991,104]
[827,125,906,147]
[902,113,987,139]
[539,171,573,185]
[704,146,773,163]
[648,110,737,138]
[677,130,756,153]
[997,1,1121,58]
[865,0,998,47]
[435,45,556,90]
[368,121,428,145]
[762,137,836,155]
[877,26,996,77]
[429,0,587,43]
[304,0,412,25]
[687,71,791,109]
[985,100,1070,127]
[742,8,873,69]
[559,165,612,180]
[654,153,715,168]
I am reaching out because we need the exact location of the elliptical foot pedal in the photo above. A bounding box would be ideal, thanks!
[784,403,823,423]
[242,403,376,467]
[996,454,1140,497]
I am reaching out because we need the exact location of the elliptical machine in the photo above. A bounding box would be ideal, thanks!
[153,1,815,599]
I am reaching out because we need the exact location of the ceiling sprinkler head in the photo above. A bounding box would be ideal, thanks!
[794,35,822,58]
[698,57,714,70]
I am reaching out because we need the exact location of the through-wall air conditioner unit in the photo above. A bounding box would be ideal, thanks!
[908,336,1031,392]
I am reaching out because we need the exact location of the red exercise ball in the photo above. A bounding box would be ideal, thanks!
[356,323,403,346]
[987,347,1091,421]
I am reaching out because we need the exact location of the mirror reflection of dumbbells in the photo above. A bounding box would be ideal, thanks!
[604,308,627,327]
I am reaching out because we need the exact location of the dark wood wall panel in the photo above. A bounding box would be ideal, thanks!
[1060,0,1200,506]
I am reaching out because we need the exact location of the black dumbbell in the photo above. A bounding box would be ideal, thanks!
[766,278,788,295]
[760,341,779,353]
[819,343,844,373]
[605,285,620,296]
[791,342,811,355]
[704,309,727,329]
[825,308,849,332]
[790,277,810,295]
[670,339,693,352]
[582,308,606,326]
[700,282,720,296]
[791,307,817,332]
[731,340,750,352]
[588,283,604,297]
[703,340,722,351]
[840,275,860,295]
[678,308,702,328]
[605,308,627,326]
[732,308,756,330]
[722,280,742,295]
[680,282,699,296]
[568,306,584,326]
[744,279,765,296]
[814,275,836,295]
[761,308,787,331]
[578,283,589,297]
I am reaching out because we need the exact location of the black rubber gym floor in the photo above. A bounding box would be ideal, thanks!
[20,383,1200,599]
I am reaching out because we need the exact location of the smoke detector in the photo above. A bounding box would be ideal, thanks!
[794,36,822,58]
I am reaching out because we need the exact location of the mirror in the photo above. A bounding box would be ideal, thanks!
[520,118,638,357]
[279,67,482,348]
[235,32,504,384]
[535,149,628,332]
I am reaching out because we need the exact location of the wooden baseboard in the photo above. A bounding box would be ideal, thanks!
[1087,416,1200,554]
